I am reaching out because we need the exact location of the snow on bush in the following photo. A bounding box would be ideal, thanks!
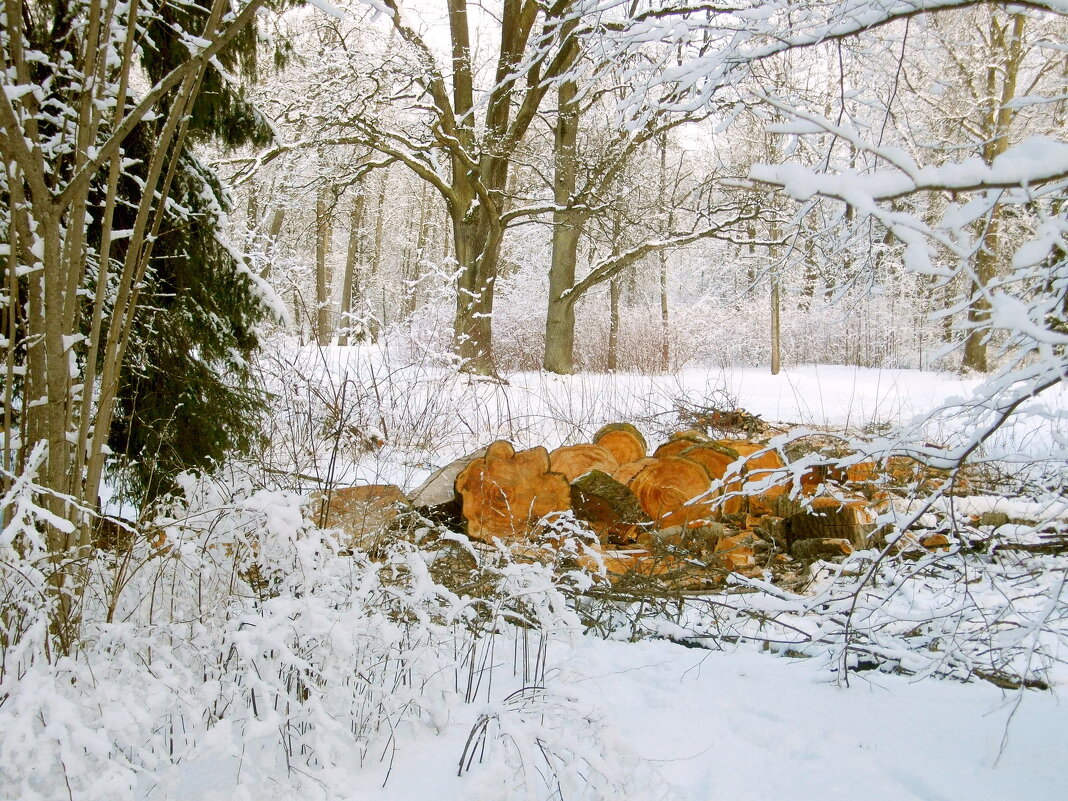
[0,469,625,800]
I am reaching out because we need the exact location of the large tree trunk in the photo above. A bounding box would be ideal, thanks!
[315,185,332,345]
[452,206,502,376]
[544,80,580,374]
[961,11,1025,372]
[338,187,364,346]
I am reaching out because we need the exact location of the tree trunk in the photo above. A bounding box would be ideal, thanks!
[961,11,1025,372]
[659,249,670,372]
[401,183,431,321]
[544,80,580,374]
[315,185,332,345]
[606,210,624,371]
[367,172,389,341]
[658,136,671,372]
[607,276,621,371]
[261,206,286,280]
[452,210,501,376]
[338,187,364,346]
[770,273,781,375]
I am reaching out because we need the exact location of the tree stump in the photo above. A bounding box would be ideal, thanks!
[570,469,652,546]
[549,443,620,482]
[626,456,715,527]
[593,422,647,465]
[455,440,572,543]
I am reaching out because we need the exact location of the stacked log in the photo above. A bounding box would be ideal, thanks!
[593,423,647,465]
[627,456,715,528]
[549,443,619,481]
[321,422,899,587]
[455,441,571,543]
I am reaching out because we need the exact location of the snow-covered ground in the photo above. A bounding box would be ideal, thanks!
[5,347,1066,801]
[340,636,1068,801]
[269,342,1063,493]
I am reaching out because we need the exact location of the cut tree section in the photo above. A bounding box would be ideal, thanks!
[455,440,572,543]
[592,423,648,465]
[549,443,620,482]
[627,456,714,528]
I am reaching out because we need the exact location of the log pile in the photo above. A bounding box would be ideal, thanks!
[321,422,958,589]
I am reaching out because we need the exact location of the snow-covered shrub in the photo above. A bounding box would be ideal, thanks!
[0,466,630,800]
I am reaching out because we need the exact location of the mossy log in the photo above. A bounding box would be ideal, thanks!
[549,443,620,482]
[785,496,877,549]
[593,422,647,465]
[455,440,572,543]
[570,469,652,546]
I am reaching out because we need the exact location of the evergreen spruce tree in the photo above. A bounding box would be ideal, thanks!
[1,0,288,504]
[102,1,285,502]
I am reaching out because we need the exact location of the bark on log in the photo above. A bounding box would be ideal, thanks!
[592,423,647,465]
[455,441,572,543]
[549,443,619,482]
[570,469,652,546]
[409,447,487,530]
[790,537,853,561]
[785,496,877,549]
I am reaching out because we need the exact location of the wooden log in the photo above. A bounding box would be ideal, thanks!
[409,447,487,530]
[677,442,738,480]
[593,422,647,465]
[790,537,853,561]
[315,484,413,550]
[713,440,785,476]
[648,522,726,559]
[570,469,652,546]
[678,443,745,515]
[785,496,877,549]
[549,443,620,482]
[712,532,757,570]
[455,440,572,543]
[627,456,714,527]
[612,457,659,486]
[653,430,710,458]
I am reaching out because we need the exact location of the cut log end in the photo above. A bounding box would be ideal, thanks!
[593,423,648,464]
[549,443,620,482]
[456,442,572,543]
